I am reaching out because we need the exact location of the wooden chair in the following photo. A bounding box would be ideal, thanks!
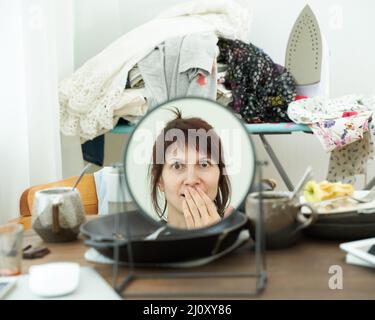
[11,174,98,230]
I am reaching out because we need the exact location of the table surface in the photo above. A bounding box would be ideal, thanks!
[21,220,375,300]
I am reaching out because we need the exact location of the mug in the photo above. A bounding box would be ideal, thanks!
[32,187,86,243]
[246,191,318,249]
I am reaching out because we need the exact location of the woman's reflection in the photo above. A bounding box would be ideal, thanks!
[149,108,233,229]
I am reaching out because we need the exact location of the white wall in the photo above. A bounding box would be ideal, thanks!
[73,0,181,68]
[55,0,85,179]
[1,0,67,223]
[0,1,30,224]
[249,0,375,189]
[71,0,183,172]
[250,0,375,96]
[69,0,375,190]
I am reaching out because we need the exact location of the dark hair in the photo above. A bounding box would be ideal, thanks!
[149,108,231,219]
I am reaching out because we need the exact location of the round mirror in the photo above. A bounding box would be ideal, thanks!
[123,97,255,230]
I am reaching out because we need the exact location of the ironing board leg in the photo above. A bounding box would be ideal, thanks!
[259,134,295,191]
[364,176,375,190]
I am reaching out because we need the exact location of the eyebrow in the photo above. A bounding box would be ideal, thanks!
[165,157,184,163]
[165,156,212,164]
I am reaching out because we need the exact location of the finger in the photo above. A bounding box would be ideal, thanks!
[196,186,217,217]
[188,187,209,219]
[188,187,212,227]
[190,187,220,227]
[224,205,234,218]
[182,199,195,229]
[185,188,202,224]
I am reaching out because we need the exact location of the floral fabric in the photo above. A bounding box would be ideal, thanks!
[288,95,375,183]
[218,38,297,123]
[327,132,373,184]
[288,95,374,152]
[312,116,370,152]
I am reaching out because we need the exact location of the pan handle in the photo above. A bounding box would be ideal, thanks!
[84,239,127,249]
[211,217,252,255]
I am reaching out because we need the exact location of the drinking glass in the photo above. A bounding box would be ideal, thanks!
[0,224,23,276]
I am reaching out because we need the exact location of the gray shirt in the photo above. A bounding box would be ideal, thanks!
[138,32,218,108]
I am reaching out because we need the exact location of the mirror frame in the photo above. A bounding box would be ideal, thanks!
[123,97,256,232]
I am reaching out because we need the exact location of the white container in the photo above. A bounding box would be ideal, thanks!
[105,164,137,214]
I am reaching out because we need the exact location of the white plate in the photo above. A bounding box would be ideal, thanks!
[300,191,375,215]
[340,238,375,266]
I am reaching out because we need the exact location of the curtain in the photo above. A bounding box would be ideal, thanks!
[0,0,68,223]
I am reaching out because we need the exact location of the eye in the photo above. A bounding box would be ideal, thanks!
[199,160,211,168]
[171,162,183,170]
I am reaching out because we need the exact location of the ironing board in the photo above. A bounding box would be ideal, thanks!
[111,122,311,191]
[110,5,321,192]
[110,122,311,135]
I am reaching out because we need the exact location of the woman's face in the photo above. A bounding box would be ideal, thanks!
[158,144,220,216]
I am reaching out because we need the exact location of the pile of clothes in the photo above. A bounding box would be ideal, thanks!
[59,0,296,165]
[128,36,296,123]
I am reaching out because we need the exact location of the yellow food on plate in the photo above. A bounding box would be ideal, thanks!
[303,180,354,203]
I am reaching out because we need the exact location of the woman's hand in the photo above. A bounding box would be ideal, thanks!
[182,186,234,229]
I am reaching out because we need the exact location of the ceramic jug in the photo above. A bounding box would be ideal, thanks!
[32,187,86,242]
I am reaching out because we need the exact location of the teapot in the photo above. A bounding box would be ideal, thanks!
[32,187,86,242]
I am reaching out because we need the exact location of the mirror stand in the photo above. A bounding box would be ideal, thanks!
[110,162,267,298]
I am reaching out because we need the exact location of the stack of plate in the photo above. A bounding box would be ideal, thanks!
[301,191,375,240]
[304,211,375,240]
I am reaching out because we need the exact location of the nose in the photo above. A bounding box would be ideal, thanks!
[183,166,201,188]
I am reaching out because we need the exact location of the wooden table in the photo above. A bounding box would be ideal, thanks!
[21,225,375,299]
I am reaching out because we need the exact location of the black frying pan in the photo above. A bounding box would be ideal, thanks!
[80,210,251,265]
